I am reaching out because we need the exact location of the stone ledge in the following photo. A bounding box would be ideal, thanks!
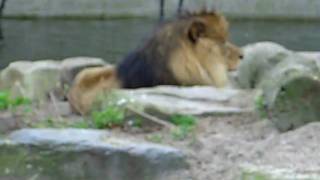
[0,129,188,180]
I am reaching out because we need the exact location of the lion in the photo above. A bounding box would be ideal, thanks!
[68,9,243,115]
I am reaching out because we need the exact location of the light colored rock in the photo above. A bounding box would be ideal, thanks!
[0,129,188,180]
[241,164,320,180]
[235,42,290,89]
[257,54,320,132]
[0,112,20,134]
[268,75,320,130]
[236,42,320,89]
[236,42,320,131]
[0,60,62,101]
[0,61,34,90]
[299,52,320,61]
[99,86,255,117]
[60,57,106,88]
[260,53,320,104]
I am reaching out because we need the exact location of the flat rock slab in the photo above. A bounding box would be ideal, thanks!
[117,86,255,116]
[0,129,188,180]
[299,52,320,61]
[241,165,320,180]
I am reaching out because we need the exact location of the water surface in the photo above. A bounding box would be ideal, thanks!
[0,19,319,68]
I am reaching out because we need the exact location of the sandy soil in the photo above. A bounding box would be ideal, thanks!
[1,100,320,180]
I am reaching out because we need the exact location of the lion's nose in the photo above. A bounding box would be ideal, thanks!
[239,54,244,60]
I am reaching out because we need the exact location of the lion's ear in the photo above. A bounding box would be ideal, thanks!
[187,20,206,44]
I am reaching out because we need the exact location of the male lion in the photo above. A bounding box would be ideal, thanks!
[68,10,243,115]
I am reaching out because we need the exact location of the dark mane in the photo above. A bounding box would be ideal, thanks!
[116,29,179,88]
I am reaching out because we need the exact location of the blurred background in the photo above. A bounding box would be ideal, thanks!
[0,0,319,68]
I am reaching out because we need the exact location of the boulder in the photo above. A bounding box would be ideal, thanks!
[262,76,320,132]
[236,42,320,131]
[299,51,320,62]
[235,42,290,89]
[60,57,106,88]
[256,53,320,131]
[0,112,20,134]
[97,86,255,117]
[0,60,61,101]
[0,129,188,180]
[0,61,34,90]
[241,165,320,180]
[0,58,107,102]
[236,42,320,90]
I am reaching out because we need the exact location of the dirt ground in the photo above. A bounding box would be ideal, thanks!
[1,100,320,180]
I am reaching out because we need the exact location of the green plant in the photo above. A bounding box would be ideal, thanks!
[31,117,92,129]
[132,118,143,128]
[170,114,196,127]
[171,125,195,141]
[92,106,125,129]
[0,90,31,110]
[169,114,197,141]
[255,94,268,119]
[72,121,91,129]
[0,91,10,110]
[147,134,164,143]
[32,118,57,128]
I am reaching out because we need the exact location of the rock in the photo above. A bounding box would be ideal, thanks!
[236,42,320,90]
[0,112,21,134]
[0,61,34,90]
[0,58,107,102]
[97,86,255,117]
[241,164,320,180]
[266,76,320,132]
[299,51,320,61]
[235,42,290,89]
[0,129,188,180]
[236,42,320,131]
[60,57,106,88]
[256,53,320,131]
[0,60,61,101]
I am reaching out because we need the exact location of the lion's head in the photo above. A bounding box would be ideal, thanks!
[150,9,243,87]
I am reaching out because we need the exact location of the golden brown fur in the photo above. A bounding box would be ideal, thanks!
[68,65,121,115]
[68,9,243,115]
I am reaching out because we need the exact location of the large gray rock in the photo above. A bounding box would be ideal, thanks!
[241,164,320,180]
[0,112,21,134]
[98,86,255,117]
[299,51,320,62]
[236,42,320,90]
[257,53,320,131]
[0,58,108,101]
[0,129,188,180]
[236,42,320,131]
[0,60,61,101]
[262,76,320,132]
[235,42,290,89]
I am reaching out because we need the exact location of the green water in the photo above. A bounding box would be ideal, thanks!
[0,19,319,69]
